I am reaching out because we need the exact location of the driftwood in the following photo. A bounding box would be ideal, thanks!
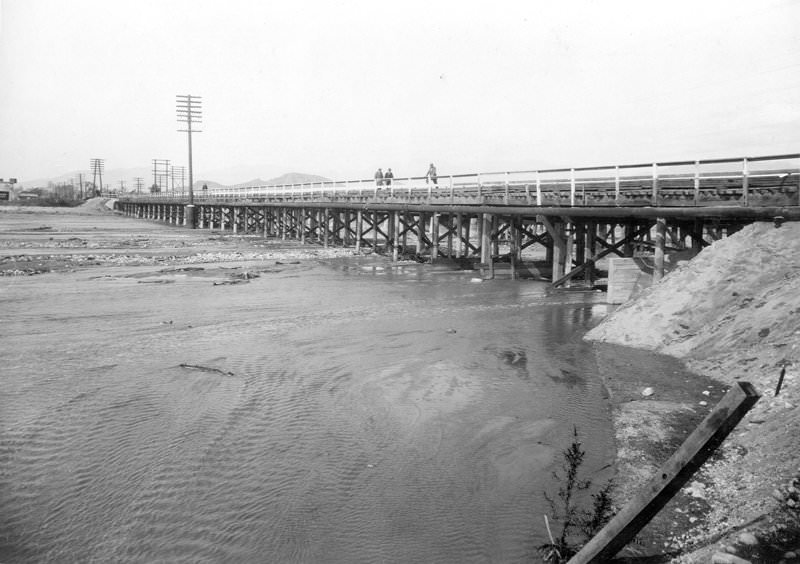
[179,363,235,377]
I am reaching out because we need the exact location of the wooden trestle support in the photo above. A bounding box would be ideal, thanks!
[116,200,766,288]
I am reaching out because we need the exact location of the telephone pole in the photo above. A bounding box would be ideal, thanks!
[176,94,202,227]
[90,158,104,197]
[134,177,144,194]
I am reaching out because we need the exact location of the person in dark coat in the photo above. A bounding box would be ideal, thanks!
[384,168,394,186]
[375,168,384,186]
[426,163,438,185]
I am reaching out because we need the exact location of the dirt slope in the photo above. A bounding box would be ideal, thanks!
[586,220,800,561]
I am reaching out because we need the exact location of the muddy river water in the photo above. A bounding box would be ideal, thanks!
[0,221,694,563]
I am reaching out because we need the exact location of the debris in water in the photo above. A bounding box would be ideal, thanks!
[179,363,235,377]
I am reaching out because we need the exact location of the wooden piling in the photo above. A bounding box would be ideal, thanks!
[392,211,399,261]
[430,212,439,261]
[653,217,666,282]
[355,210,363,253]
[416,212,426,255]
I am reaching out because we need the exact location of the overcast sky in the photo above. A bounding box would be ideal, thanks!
[1,0,799,185]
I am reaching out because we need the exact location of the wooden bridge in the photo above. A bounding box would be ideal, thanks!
[115,153,800,288]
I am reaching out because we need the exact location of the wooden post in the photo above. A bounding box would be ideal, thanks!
[300,208,306,245]
[653,217,666,282]
[693,160,700,206]
[392,211,399,261]
[614,166,621,205]
[575,222,586,278]
[570,168,576,206]
[446,215,454,257]
[552,222,566,281]
[536,171,542,206]
[510,217,519,280]
[586,221,596,285]
[323,208,329,248]
[430,212,439,261]
[464,215,472,257]
[355,210,363,253]
[564,221,574,281]
[623,221,635,257]
[491,215,499,257]
[480,213,492,270]
[456,213,463,258]
[742,157,749,207]
[569,382,760,564]
[691,218,704,256]
[651,163,659,206]
[416,212,426,255]
[373,211,379,249]
[402,212,408,248]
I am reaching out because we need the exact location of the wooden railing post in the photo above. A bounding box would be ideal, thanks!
[742,157,749,207]
[570,168,576,206]
[693,161,700,206]
[449,175,454,204]
[614,166,620,205]
[651,163,659,206]
[536,171,542,206]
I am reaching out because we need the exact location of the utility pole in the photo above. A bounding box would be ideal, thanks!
[152,159,170,192]
[172,166,186,196]
[119,180,126,193]
[176,94,202,227]
[90,158,104,197]
[134,177,144,194]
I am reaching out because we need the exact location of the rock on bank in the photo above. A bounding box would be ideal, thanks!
[585,220,800,559]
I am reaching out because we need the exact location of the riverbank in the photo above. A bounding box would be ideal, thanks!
[586,221,800,562]
[0,199,360,276]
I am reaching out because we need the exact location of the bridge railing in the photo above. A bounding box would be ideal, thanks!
[120,153,799,207]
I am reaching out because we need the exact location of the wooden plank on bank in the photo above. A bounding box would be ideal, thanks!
[568,381,760,564]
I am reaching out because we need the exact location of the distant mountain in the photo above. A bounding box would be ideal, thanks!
[265,172,330,185]
[226,173,330,188]
[17,169,331,192]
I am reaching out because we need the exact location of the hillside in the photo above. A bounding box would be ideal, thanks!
[585,221,800,561]
[265,172,330,185]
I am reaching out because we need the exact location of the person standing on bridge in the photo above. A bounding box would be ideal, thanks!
[384,168,394,186]
[374,168,384,187]
[426,163,438,185]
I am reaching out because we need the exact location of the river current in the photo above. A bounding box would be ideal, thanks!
[2,256,624,563]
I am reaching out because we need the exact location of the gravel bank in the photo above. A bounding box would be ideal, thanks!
[586,221,800,562]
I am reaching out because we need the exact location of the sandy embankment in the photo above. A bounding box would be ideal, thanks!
[585,221,800,561]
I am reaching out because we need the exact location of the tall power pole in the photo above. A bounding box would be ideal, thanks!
[152,159,170,192]
[176,94,202,211]
[90,158,104,197]
[134,177,144,194]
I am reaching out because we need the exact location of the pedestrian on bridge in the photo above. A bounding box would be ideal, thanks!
[426,163,438,185]
[374,168,384,187]
[384,168,394,186]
